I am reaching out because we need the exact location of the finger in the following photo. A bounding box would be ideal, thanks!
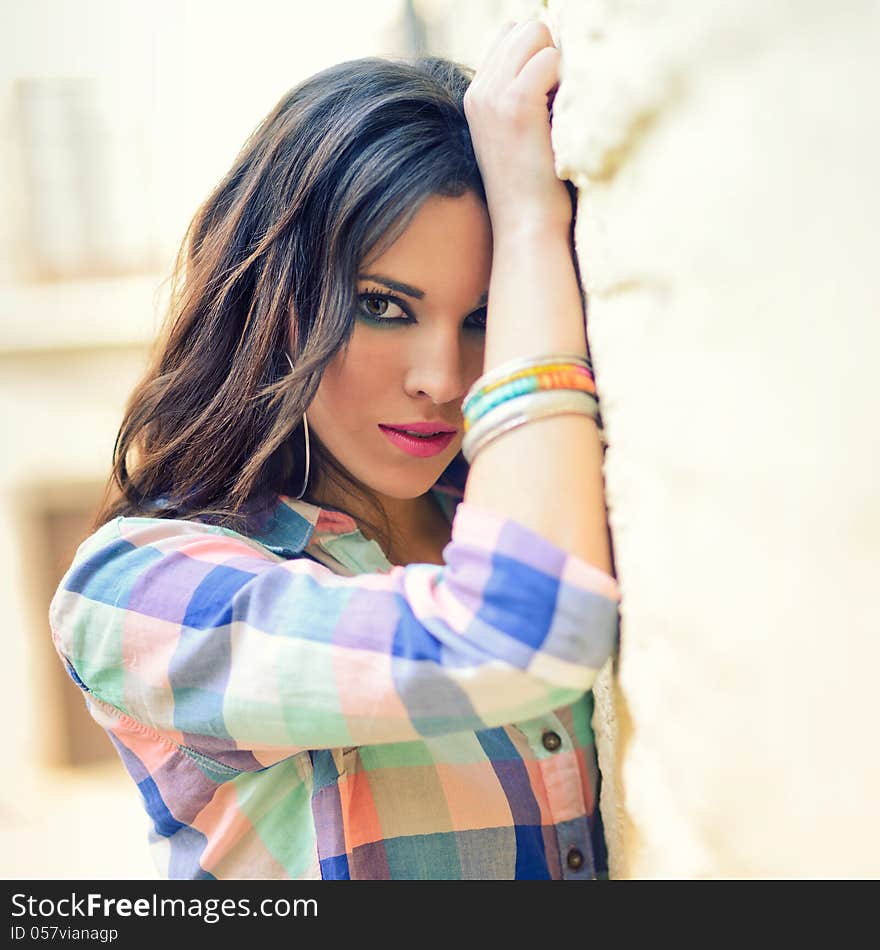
[476,19,517,73]
[514,44,562,104]
[496,19,556,82]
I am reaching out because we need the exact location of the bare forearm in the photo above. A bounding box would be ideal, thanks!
[463,222,614,577]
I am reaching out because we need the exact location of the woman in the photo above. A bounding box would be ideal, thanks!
[49,19,620,880]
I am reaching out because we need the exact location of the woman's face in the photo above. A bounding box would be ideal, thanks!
[305,190,492,506]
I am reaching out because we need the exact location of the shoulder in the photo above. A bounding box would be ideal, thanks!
[52,513,295,613]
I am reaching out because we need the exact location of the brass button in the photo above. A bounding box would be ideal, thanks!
[542,731,562,752]
[566,848,584,870]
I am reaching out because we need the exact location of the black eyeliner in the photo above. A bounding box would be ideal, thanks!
[356,287,486,331]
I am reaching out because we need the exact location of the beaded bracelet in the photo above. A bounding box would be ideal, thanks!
[471,361,594,398]
[464,367,597,433]
[462,352,592,418]
[461,389,604,464]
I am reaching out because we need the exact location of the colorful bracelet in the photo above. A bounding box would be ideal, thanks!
[462,353,593,413]
[464,367,597,432]
[471,361,594,398]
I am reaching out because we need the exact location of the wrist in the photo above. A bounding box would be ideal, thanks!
[490,209,572,247]
[485,178,573,238]
[490,215,573,258]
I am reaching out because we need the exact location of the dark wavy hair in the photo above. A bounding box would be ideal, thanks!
[91,55,496,551]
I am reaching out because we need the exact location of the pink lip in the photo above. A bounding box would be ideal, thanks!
[378,425,456,458]
[381,421,457,434]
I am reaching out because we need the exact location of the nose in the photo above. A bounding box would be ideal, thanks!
[403,326,479,409]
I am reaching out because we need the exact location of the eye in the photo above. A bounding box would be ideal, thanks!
[357,289,410,322]
[467,307,488,331]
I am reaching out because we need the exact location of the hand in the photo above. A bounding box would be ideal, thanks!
[463,19,573,237]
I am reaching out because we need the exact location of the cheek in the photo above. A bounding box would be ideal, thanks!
[317,333,399,414]
[351,331,404,366]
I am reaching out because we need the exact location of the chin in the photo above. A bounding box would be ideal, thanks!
[368,467,444,500]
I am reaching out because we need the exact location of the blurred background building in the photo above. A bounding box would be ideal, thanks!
[0,0,526,879]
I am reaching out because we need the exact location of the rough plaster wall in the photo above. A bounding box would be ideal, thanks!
[549,0,880,877]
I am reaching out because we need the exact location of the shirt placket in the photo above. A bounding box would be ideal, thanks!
[516,712,597,880]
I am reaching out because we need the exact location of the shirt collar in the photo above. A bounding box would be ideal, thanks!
[248,450,468,560]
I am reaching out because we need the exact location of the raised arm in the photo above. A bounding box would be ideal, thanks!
[462,20,614,575]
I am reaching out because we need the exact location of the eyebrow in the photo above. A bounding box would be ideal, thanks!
[359,272,488,309]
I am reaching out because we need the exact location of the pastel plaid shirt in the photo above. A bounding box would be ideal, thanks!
[49,453,621,880]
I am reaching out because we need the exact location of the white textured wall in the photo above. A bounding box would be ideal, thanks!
[550,0,880,877]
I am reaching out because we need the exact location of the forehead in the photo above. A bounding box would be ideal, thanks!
[361,192,492,294]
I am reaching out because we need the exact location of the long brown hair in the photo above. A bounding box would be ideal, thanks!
[92,56,491,551]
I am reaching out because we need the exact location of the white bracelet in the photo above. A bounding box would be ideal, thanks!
[461,389,604,464]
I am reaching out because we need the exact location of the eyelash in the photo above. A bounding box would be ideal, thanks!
[357,286,488,332]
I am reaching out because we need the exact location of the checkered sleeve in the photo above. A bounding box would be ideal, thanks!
[49,501,620,757]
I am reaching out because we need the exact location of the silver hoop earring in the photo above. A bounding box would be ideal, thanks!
[285,352,310,500]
